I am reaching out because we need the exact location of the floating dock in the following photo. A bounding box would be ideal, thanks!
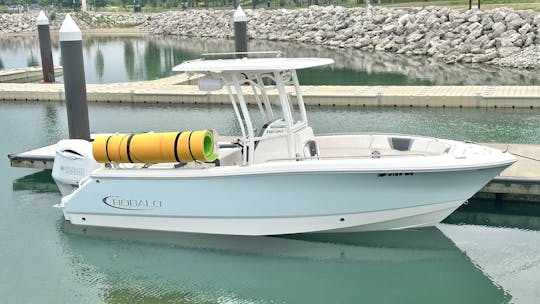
[476,143,540,202]
[0,66,63,83]
[0,74,538,108]
[8,141,540,202]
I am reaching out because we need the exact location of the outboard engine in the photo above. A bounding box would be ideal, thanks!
[52,139,100,196]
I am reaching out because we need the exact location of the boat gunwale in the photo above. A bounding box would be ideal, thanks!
[88,157,516,180]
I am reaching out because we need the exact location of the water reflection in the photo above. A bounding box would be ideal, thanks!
[154,37,540,86]
[446,199,540,231]
[41,105,64,143]
[2,34,540,85]
[62,224,508,304]
[143,40,162,80]
[12,170,58,193]
[440,224,540,304]
[123,40,137,81]
[26,50,39,67]
[95,46,105,81]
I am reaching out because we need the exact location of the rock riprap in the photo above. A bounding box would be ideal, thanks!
[139,6,540,69]
[2,6,540,69]
[0,11,150,33]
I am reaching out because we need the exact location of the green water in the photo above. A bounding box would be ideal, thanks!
[10,101,538,144]
[1,101,540,303]
[3,35,540,85]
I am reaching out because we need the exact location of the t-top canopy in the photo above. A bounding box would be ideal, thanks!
[172,57,334,73]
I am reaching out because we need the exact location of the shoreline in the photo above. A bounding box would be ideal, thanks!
[1,7,540,69]
[2,27,149,37]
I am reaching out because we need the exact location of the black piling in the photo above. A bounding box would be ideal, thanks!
[37,11,55,83]
[234,6,248,58]
[59,14,90,141]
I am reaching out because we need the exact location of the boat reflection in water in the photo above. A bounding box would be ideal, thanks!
[61,223,508,304]
[11,170,58,193]
[446,198,540,231]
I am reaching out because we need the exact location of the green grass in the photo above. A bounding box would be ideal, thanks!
[379,0,540,11]
[78,0,540,13]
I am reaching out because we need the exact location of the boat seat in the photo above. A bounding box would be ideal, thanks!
[370,135,391,150]
[255,118,284,149]
[389,137,413,151]
[426,142,451,154]
[410,139,451,155]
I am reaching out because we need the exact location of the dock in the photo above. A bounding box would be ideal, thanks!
[8,141,540,202]
[476,143,540,202]
[0,66,63,83]
[0,74,538,107]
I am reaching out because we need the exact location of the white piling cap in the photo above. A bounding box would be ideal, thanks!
[37,10,49,26]
[234,6,247,22]
[59,14,82,42]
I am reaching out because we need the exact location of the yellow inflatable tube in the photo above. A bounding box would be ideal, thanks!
[92,130,218,164]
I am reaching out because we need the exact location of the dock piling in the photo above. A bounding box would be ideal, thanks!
[37,11,55,83]
[59,14,90,141]
[234,6,248,58]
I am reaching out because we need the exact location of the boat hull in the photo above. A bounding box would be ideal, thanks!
[61,166,506,235]
[65,199,463,235]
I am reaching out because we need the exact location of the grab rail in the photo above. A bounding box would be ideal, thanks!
[265,153,431,163]
[201,51,282,58]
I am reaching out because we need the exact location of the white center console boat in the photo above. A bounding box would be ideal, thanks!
[52,56,516,235]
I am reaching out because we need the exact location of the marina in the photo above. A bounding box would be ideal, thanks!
[2,11,540,302]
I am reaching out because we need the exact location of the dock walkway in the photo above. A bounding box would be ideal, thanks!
[0,73,538,108]
[0,66,63,82]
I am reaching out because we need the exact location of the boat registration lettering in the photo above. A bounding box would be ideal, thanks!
[377,172,414,177]
[102,196,162,210]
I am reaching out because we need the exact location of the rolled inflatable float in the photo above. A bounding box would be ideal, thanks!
[92,130,218,164]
